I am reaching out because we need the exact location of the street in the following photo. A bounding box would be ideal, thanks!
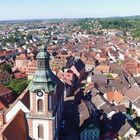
[59,99,79,140]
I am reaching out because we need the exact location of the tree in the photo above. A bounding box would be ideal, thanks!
[134,117,140,130]
[6,79,29,95]
[107,73,113,79]
[7,35,16,43]
[99,18,134,30]
[2,64,12,74]
[116,60,124,65]
[118,137,127,140]
[132,28,140,39]
[26,34,33,40]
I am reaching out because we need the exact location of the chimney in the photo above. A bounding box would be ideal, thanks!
[0,110,5,127]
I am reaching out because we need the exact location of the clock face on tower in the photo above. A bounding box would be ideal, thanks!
[37,90,43,97]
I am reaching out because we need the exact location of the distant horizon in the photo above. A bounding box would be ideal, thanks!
[0,14,140,22]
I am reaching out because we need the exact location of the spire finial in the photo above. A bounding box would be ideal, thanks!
[39,45,45,52]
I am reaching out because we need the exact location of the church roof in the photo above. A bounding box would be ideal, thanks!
[1,110,28,140]
[36,45,49,59]
[29,69,57,93]
[28,45,58,93]
[0,84,12,97]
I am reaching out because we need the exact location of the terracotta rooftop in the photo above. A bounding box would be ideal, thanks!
[14,72,27,79]
[1,110,28,140]
[125,84,140,103]
[106,91,125,104]
[0,70,11,81]
[0,99,8,111]
[0,84,12,97]
[16,54,27,60]
[96,65,110,73]
[4,88,30,116]
[78,101,90,127]
[118,120,131,137]
[92,94,106,108]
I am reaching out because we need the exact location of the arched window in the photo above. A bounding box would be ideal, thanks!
[38,125,44,139]
[37,99,43,112]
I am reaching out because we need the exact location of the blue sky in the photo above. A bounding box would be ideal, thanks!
[0,0,140,20]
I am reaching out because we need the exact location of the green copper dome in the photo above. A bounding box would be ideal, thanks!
[28,45,57,93]
[36,45,49,59]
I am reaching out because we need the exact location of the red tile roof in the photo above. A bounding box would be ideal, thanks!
[16,54,27,60]
[0,70,11,82]
[125,84,140,102]
[14,72,27,79]
[1,110,28,140]
[0,85,12,97]
[106,91,124,104]
[0,100,8,111]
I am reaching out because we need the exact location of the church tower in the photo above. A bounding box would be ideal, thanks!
[27,46,64,140]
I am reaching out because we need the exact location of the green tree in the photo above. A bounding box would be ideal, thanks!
[107,73,113,79]
[99,18,134,30]
[134,117,140,130]
[132,28,140,39]
[7,35,16,43]
[116,60,124,65]
[6,79,29,95]
[2,64,12,74]
[26,34,33,40]
[118,137,127,140]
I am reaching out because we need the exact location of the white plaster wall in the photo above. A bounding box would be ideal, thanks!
[87,76,92,84]
[132,104,140,116]
[107,111,116,118]
[70,66,80,77]
[32,119,49,140]
[5,101,29,122]
[124,128,137,138]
